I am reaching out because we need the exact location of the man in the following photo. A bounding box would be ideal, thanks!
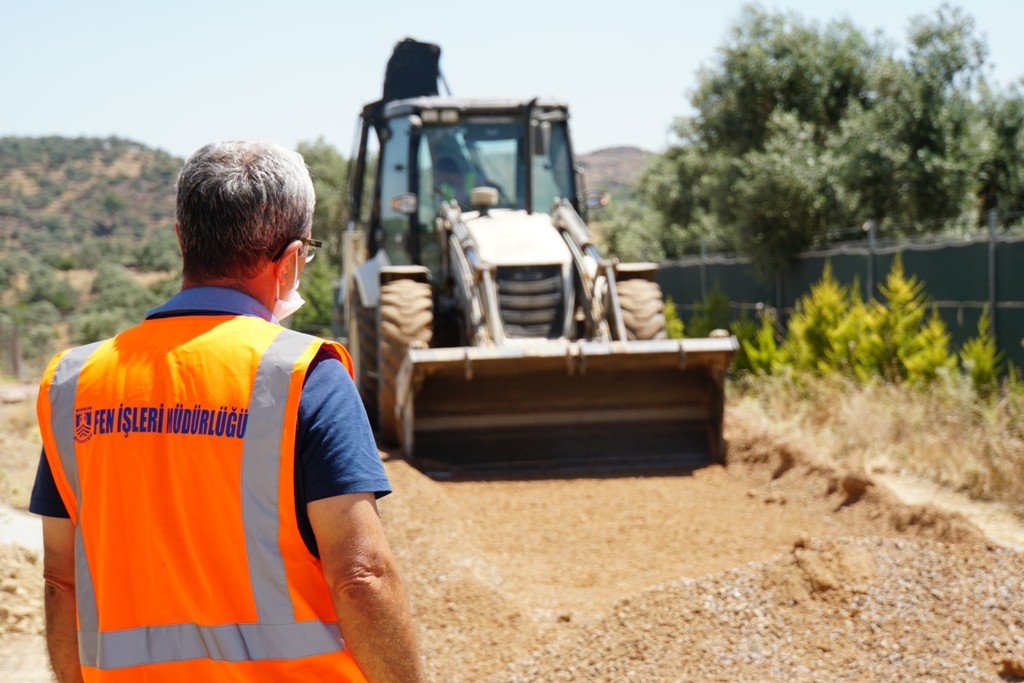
[435,155,473,207]
[30,140,423,682]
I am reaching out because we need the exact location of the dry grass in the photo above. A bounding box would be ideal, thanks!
[731,372,1024,518]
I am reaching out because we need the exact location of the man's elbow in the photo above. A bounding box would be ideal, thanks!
[43,570,76,598]
[325,554,405,610]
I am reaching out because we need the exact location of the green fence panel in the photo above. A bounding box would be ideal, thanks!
[900,240,989,302]
[657,233,1024,372]
[657,259,703,308]
[997,238,1024,300]
[997,308,1024,371]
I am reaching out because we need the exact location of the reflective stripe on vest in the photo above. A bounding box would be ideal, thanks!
[47,341,104,648]
[47,328,344,669]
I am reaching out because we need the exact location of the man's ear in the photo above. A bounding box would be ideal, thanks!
[274,240,302,287]
[174,223,183,256]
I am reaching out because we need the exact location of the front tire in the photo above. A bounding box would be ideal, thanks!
[378,279,433,446]
[616,279,667,340]
[350,287,379,425]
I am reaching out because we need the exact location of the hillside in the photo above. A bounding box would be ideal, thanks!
[0,137,652,266]
[0,137,184,377]
[577,145,651,196]
[0,136,181,271]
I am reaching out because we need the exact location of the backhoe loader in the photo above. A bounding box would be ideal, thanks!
[341,38,737,476]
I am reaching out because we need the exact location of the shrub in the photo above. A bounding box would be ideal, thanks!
[903,307,956,384]
[830,282,874,380]
[88,263,159,314]
[687,288,731,338]
[22,264,77,315]
[728,312,758,373]
[73,310,135,344]
[857,256,945,381]
[785,261,849,374]
[742,305,785,375]
[960,306,1001,396]
[664,296,684,339]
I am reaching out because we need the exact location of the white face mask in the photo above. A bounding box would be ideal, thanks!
[273,251,306,322]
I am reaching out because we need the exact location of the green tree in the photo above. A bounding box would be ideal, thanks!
[86,263,160,322]
[73,310,136,344]
[730,112,845,275]
[873,4,985,227]
[598,198,680,262]
[291,257,336,337]
[974,84,1024,217]
[643,4,1000,276]
[291,139,352,335]
[22,264,77,315]
[101,191,127,215]
[296,138,348,262]
[134,227,181,272]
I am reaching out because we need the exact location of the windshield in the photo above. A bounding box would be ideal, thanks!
[415,115,574,215]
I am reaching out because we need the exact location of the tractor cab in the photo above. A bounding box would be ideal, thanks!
[354,97,582,273]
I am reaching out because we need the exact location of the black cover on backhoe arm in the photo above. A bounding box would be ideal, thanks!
[362,38,442,128]
[384,38,441,101]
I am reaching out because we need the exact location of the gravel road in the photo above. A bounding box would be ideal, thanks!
[1,400,1022,682]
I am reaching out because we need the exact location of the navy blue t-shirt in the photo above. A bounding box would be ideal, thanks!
[29,286,390,557]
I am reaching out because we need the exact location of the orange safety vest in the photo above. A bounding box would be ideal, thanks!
[37,314,368,682]
[439,168,477,204]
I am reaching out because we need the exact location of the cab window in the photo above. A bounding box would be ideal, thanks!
[378,117,412,264]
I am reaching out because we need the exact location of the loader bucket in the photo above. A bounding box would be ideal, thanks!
[393,337,738,478]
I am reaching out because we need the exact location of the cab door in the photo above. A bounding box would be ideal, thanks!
[376,116,413,265]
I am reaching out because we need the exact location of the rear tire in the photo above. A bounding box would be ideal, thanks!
[616,279,667,340]
[378,279,433,446]
[350,288,379,425]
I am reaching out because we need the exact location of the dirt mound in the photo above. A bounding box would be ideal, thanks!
[373,408,1011,681]
[724,407,984,545]
[0,545,43,637]
[379,460,543,683]
[496,537,1024,682]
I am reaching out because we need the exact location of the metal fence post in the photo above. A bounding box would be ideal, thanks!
[865,219,877,301]
[988,208,998,341]
[699,238,708,303]
[775,271,783,315]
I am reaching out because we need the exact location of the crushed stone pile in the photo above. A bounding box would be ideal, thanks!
[496,536,1024,682]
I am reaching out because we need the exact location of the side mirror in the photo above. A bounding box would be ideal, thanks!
[585,189,610,209]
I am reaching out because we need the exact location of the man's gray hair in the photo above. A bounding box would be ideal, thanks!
[176,140,315,281]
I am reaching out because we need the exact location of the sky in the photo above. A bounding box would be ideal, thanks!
[3,0,1024,159]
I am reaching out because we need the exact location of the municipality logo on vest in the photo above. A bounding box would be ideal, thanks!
[72,402,250,444]
[74,407,93,443]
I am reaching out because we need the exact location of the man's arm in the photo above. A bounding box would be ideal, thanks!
[41,516,83,683]
[308,492,423,683]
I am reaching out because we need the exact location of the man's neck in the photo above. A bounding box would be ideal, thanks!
[180,276,275,312]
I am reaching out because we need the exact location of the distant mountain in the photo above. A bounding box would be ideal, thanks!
[577,146,652,196]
